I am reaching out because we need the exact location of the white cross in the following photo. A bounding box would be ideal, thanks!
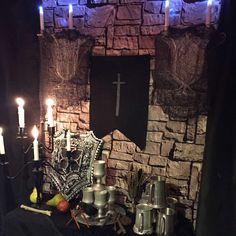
[112,73,126,117]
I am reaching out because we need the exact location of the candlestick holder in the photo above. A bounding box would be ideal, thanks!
[1,124,64,209]
[0,154,8,166]
[66,150,72,171]
[32,160,43,208]
[16,127,28,139]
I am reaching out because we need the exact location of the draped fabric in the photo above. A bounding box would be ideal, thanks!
[196,0,236,235]
[0,0,40,235]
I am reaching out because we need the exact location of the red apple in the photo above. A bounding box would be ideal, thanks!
[56,199,70,213]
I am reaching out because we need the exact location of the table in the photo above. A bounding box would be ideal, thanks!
[3,207,134,236]
[3,206,195,236]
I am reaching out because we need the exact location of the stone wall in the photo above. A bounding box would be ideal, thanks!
[41,0,222,227]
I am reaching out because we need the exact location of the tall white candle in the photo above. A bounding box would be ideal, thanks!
[16,98,25,128]
[164,0,169,31]
[68,4,73,29]
[46,99,54,127]
[0,127,5,155]
[32,126,39,161]
[206,0,212,27]
[66,130,71,151]
[39,6,44,33]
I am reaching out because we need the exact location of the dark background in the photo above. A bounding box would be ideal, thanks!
[0,0,41,232]
[0,0,236,236]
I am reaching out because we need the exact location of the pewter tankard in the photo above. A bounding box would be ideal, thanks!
[156,207,175,236]
[133,203,153,235]
[149,176,166,209]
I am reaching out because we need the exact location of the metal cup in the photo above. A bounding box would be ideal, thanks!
[149,176,166,209]
[82,187,94,204]
[94,189,108,207]
[93,160,106,179]
[133,203,153,235]
[106,186,116,205]
[94,190,108,218]
[156,207,175,236]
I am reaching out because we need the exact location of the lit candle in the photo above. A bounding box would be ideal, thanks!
[0,127,5,155]
[16,97,25,128]
[46,99,54,127]
[164,0,169,31]
[32,126,39,161]
[206,0,212,27]
[66,130,71,151]
[68,4,73,29]
[39,6,44,33]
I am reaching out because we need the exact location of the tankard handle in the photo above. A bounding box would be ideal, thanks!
[138,212,144,232]
[160,215,166,236]
[149,183,155,204]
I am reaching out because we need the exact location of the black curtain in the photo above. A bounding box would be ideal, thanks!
[0,0,40,234]
[196,0,236,235]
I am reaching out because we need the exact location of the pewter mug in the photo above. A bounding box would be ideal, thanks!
[156,207,175,236]
[149,176,166,208]
[133,203,153,235]
[82,187,94,204]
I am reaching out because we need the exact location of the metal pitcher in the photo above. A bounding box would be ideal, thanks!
[149,176,167,209]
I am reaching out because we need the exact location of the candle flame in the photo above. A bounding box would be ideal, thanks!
[69,4,73,13]
[165,0,169,8]
[207,0,212,6]
[32,125,39,139]
[0,127,3,135]
[39,6,43,14]
[46,98,54,107]
[16,97,25,107]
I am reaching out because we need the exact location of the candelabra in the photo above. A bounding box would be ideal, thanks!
[0,125,64,208]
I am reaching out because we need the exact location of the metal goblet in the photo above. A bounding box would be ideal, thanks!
[106,186,116,208]
[93,160,106,191]
[82,187,94,205]
[94,190,108,219]
[93,160,106,181]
